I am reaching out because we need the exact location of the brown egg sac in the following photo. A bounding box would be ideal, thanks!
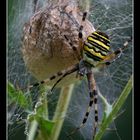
[21,2,95,87]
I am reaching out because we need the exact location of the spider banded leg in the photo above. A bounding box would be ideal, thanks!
[87,72,98,137]
[68,71,98,137]
[103,38,131,66]
[60,11,88,61]
[78,11,87,49]
[50,64,79,92]
[27,64,79,90]
[63,35,81,60]
[78,11,87,39]
[33,0,39,13]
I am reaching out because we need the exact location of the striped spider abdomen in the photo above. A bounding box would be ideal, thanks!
[83,31,111,67]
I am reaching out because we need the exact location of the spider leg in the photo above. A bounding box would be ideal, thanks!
[59,10,89,61]
[68,11,88,60]
[50,64,79,92]
[87,72,98,137]
[78,12,87,49]
[121,36,132,50]
[63,35,81,60]
[67,71,98,137]
[78,11,87,39]
[96,38,132,66]
[60,11,87,66]
[33,0,39,13]
[26,64,79,90]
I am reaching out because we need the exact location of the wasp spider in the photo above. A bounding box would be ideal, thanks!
[24,7,131,138]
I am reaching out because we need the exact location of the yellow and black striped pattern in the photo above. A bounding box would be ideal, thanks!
[83,31,111,66]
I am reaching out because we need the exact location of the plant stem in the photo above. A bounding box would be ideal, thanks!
[94,75,133,140]
[49,84,74,140]
[27,120,38,140]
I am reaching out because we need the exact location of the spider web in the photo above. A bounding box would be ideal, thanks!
[8,0,132,140]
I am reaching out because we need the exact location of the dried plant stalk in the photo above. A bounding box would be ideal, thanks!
[22,1,95,86]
